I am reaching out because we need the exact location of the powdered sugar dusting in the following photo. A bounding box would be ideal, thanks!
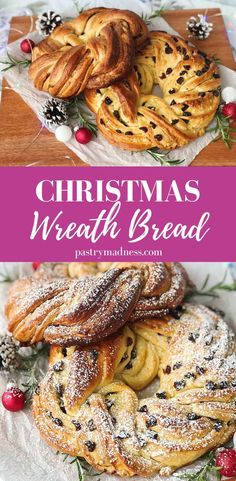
[6,263,189,346]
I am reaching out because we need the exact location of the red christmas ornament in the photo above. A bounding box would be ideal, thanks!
[2,387,26,412]
[222,102,236,121]
[215,449,236,477]
[32,262,41,270]
[75,127,93,144]
[20,39,35,54]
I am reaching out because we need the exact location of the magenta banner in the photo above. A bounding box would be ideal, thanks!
[0,167,234,262]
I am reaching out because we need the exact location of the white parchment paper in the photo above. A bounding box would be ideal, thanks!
[0,262,235,481]
[1,0,236,166]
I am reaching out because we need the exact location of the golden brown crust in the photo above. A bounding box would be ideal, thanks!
[84,31,221,151]
[29,8,148,97]
[6,268,141,345]
[5,263,189,346]
[32,304,236,477]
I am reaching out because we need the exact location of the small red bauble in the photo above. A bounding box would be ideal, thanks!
[2,387,26,412]
[20,39,35,54]
[215,449,236,477]
[222,102,236,121]
[32,262,41,270]
[75,127,93,144]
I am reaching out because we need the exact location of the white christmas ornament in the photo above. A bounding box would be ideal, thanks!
[55,125,72,143]
[222,86,236,104]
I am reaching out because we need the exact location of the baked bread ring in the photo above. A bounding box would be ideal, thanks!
[29,8,148,97]
[84,31,221,150]
[5,263,189,346]
[32,304,236,477]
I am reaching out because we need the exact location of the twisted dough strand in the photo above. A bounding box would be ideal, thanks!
[29,8,149,97]
[6,263,189,346]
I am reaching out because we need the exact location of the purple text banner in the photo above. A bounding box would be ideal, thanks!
[0,167,234,262]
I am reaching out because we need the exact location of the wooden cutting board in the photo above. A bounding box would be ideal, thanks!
[0,9,235,166]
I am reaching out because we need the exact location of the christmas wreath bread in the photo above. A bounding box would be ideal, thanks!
[84,31,221,151]
[33,304,236,477]
[5,262,189,346]
[28,8,221,152]
[29,8,149,97]
[4,264,236,477]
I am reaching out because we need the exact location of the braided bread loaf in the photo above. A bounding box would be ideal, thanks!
[29,8,148,97]
[33,304,236,477]
[5,263,189,346]
[85,31,221,150]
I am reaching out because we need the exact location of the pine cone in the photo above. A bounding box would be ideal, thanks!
[42,99,68,126]
[187,14,213,40]
[0,334,20,372]
[36,11,63,37]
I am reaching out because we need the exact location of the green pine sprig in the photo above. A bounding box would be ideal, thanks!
[17,344,49,403]
[208,110,236,149]
[146,148,185,166]
[211,55,221,65]
[0,273,12,283]
[186,270,236,301]
[142,7,165,25]
[68,97,98,136]
[176,451,221,481]
[142,1,183,24]
[60,453,101,481]
[0,52,31,73]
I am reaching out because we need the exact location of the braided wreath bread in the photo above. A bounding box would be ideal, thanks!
[29,8,148,97]
[32,304,236,477]
[5,263,189,346]
[84,31,221,150]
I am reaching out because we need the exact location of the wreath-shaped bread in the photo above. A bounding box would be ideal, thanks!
[29,8,148,97]
[5,263,189,346]
[85,31,221,150]
[32,304,236,477]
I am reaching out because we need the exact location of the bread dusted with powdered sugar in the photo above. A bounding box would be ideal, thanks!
[32,304,236,477]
